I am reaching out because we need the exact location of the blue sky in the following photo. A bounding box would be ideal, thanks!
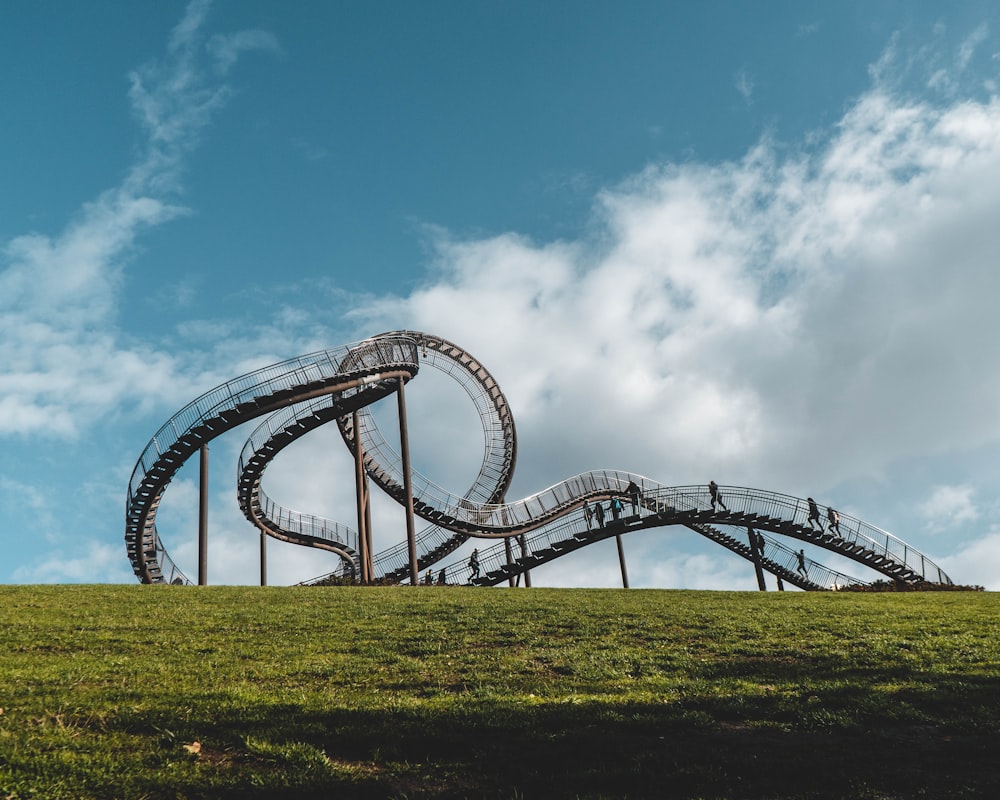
[3,0,1000,588]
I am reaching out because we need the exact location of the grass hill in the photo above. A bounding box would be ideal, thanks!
[1,585,997,799]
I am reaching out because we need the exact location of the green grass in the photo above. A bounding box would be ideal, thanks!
[0,586,997,799]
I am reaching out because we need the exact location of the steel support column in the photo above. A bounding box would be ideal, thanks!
[364,489,374,581]
[198,444,209,586]
[520,534,532,587]
[616,534,629,589]
[397,377,419,585]
[504,536,514,587]
[260,531,267,587]
[353,410,370,584]
[748,527,766,591]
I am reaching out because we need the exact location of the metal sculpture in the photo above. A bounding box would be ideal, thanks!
[125,331,952,590]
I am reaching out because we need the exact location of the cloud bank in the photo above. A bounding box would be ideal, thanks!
[338,36,1000,588]
[360,78,1000,500]
[6,4,1000,589]
[0,0,277,439]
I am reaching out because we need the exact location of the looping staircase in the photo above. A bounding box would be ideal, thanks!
[126,332,952,591]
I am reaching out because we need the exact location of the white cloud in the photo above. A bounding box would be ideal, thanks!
[638,551,761,591]
[356,78,1000,504]
[12,15,1000,589]
[918,484,980,530]
[144,24,1000,589]
[318,37,1000,590]
[0,478,53,528]
[208,30,282,75]
[13,541,135,584]
[0,0,278,440]
[134,27,1000,590]
[940,530,1000,590]
[958,23,990,71]
[499,531,769,591]
[735,68,754,104]
[127,1,232,190]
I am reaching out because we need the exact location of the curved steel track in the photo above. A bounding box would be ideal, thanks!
[126,331,952,589]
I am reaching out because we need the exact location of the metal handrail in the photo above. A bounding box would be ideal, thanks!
[401,501,869,590]
[125,334,421,583]
[240,332,518,579]
[128,329,951,590]
[242,420,950,586]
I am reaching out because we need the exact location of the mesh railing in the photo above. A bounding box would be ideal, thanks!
[421,481,947,588]
[128,326,950,589]
[242,332,518,580]
[434,502,871,590]
[256,493,359,554]
[126,335,420,582]
[128,336,420,503]
[679,486,950,583]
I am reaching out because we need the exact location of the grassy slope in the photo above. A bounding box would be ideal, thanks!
[0,585,997,799]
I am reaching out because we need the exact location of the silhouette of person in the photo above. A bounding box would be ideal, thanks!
[807,497,824,531]
[583,501,594,530]
[594,501,605,528]
[756,531,766,554]
[424,569,433,585]
[827,506,841,535]
[468,548,480,581]
[796,549,808,576]
[437,568,447,585]
[611,497,623,522]
[709,480,727,511]
[626,480,641,515]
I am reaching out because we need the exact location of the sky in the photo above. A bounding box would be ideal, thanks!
[3,0,1000,589]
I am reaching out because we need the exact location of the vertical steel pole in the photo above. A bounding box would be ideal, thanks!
[397,377,419,585]
[748,527,766,591]
[520,534,532,588]
[353,410,370,584]
[198,444,209,586]
[504,536,515,587]
[364,487,374,581]
[616,534,629,589]
[260,531,267,586]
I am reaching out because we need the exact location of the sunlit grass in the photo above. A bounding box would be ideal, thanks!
[0,585,997,798]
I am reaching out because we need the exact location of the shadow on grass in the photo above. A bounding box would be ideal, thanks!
[108,688,999,800]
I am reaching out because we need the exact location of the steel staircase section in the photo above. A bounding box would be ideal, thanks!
[125,335,421,583]
[340,332,517,580]
[444,502,863,590]
[128,330,952,589]
[236,332,519,581]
